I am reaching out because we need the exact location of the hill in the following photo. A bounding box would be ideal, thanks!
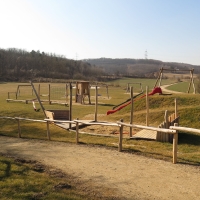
[0,48,104,82]
[1,47,199,82]
[84,58,200,78]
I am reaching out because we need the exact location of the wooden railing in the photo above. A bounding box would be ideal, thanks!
[2,116,198,164]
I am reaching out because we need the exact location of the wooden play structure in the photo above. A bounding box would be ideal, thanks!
[7,84,34,103]
[126,82,143,93]
[7,83,69,105]
[157,110,179,142]
[94,83,109,99]
[154,67,196,94]
[30,81,72,128]
[117,86,179,143]
[75,81,91,104]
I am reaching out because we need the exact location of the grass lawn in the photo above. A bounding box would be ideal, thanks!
[0,79,200,198]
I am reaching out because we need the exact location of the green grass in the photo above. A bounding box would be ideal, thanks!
[0,80,200,167]
[167,81,195,93]
[107,77,176,90]
[0,155,87,200]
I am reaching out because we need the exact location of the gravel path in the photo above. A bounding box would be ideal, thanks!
[160,83,184,94]
[0,136,199,200]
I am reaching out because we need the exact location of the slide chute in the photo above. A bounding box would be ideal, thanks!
[106,87,162,115]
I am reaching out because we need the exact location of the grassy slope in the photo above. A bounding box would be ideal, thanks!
[0,80,200,199]
[0,80,200,165]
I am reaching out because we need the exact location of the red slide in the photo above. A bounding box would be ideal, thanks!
[106,87,162,115]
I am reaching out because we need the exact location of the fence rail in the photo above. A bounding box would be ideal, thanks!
[117,122,176,134]
[0,116,187,164]
[169,126,200,134]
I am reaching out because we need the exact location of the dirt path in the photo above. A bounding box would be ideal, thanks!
[160,83,184,94]
[1,136,199,200]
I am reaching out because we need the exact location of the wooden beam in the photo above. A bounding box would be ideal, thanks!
[30,81,47,118]
[119,119,123,152]
[175,98,178,119]
[46,121,51,140]
[146,86,149,126]
[118,122,176,134]
[69,83,73,129]
[17,118,21,138]
[95,86,98,121]
[76,118,79,144]
[130,87,133,137]
[154,67,163,88]
[173,123,178,164]
[191,69,196,94]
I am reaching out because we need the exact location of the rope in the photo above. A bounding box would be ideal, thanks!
[32,100,40,112]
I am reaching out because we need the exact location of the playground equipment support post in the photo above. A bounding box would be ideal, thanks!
[119,119,123,152]
[95,86,98,122]
[146,86,149,126]
[69,83,73,129]
[173,123,178,164]
[76,118,79,144]
[130,87,134,137]
[30,81,47,118]
[48,84,51,104]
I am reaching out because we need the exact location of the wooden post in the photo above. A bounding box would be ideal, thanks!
[48,84,51,104]
[17,118,21,138]
[106,85,109,99]
[16,91,18,99]
[38,84,40,97]
[130,87,133,137]
[30,81,47,118]
[187,69,192,93]
[119,119,123,152]
[175,98,177,119]
[164,110,169,142]
[76,118,79,144]
[140,83,143,93]
[173,123,178,164]
[95,86,98,122]
[75,82,78,103]
[146,86,149,126]
[158,70,163,87]
[69,83,72,129]
[88,83,91,104]
[66,84,68,103]
[191,69,196,94]
[126,83,129,93]
[154,67,163,88]
[46,121,51,140]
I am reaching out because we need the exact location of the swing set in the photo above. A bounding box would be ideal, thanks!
[154,67,196,94]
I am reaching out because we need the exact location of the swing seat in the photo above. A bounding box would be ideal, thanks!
[45,110,69,121]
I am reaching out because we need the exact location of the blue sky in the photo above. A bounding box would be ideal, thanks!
[0,0,200,65]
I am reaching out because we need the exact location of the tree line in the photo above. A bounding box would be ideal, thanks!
[0,48,104,82]
[85,58,200,78]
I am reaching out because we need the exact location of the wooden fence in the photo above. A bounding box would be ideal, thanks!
[157,110,179,143]
[0,116,190,164]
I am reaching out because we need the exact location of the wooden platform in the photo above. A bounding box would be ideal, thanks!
[55,120,94,130]
[130,129,157,140]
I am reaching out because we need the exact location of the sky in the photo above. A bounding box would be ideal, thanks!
[0,0,200,65]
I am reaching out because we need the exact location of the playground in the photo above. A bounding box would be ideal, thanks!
[1,74,200,164]
[0,72,200,199]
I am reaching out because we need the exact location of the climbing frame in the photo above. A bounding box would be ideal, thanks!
[75,81,91,104]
